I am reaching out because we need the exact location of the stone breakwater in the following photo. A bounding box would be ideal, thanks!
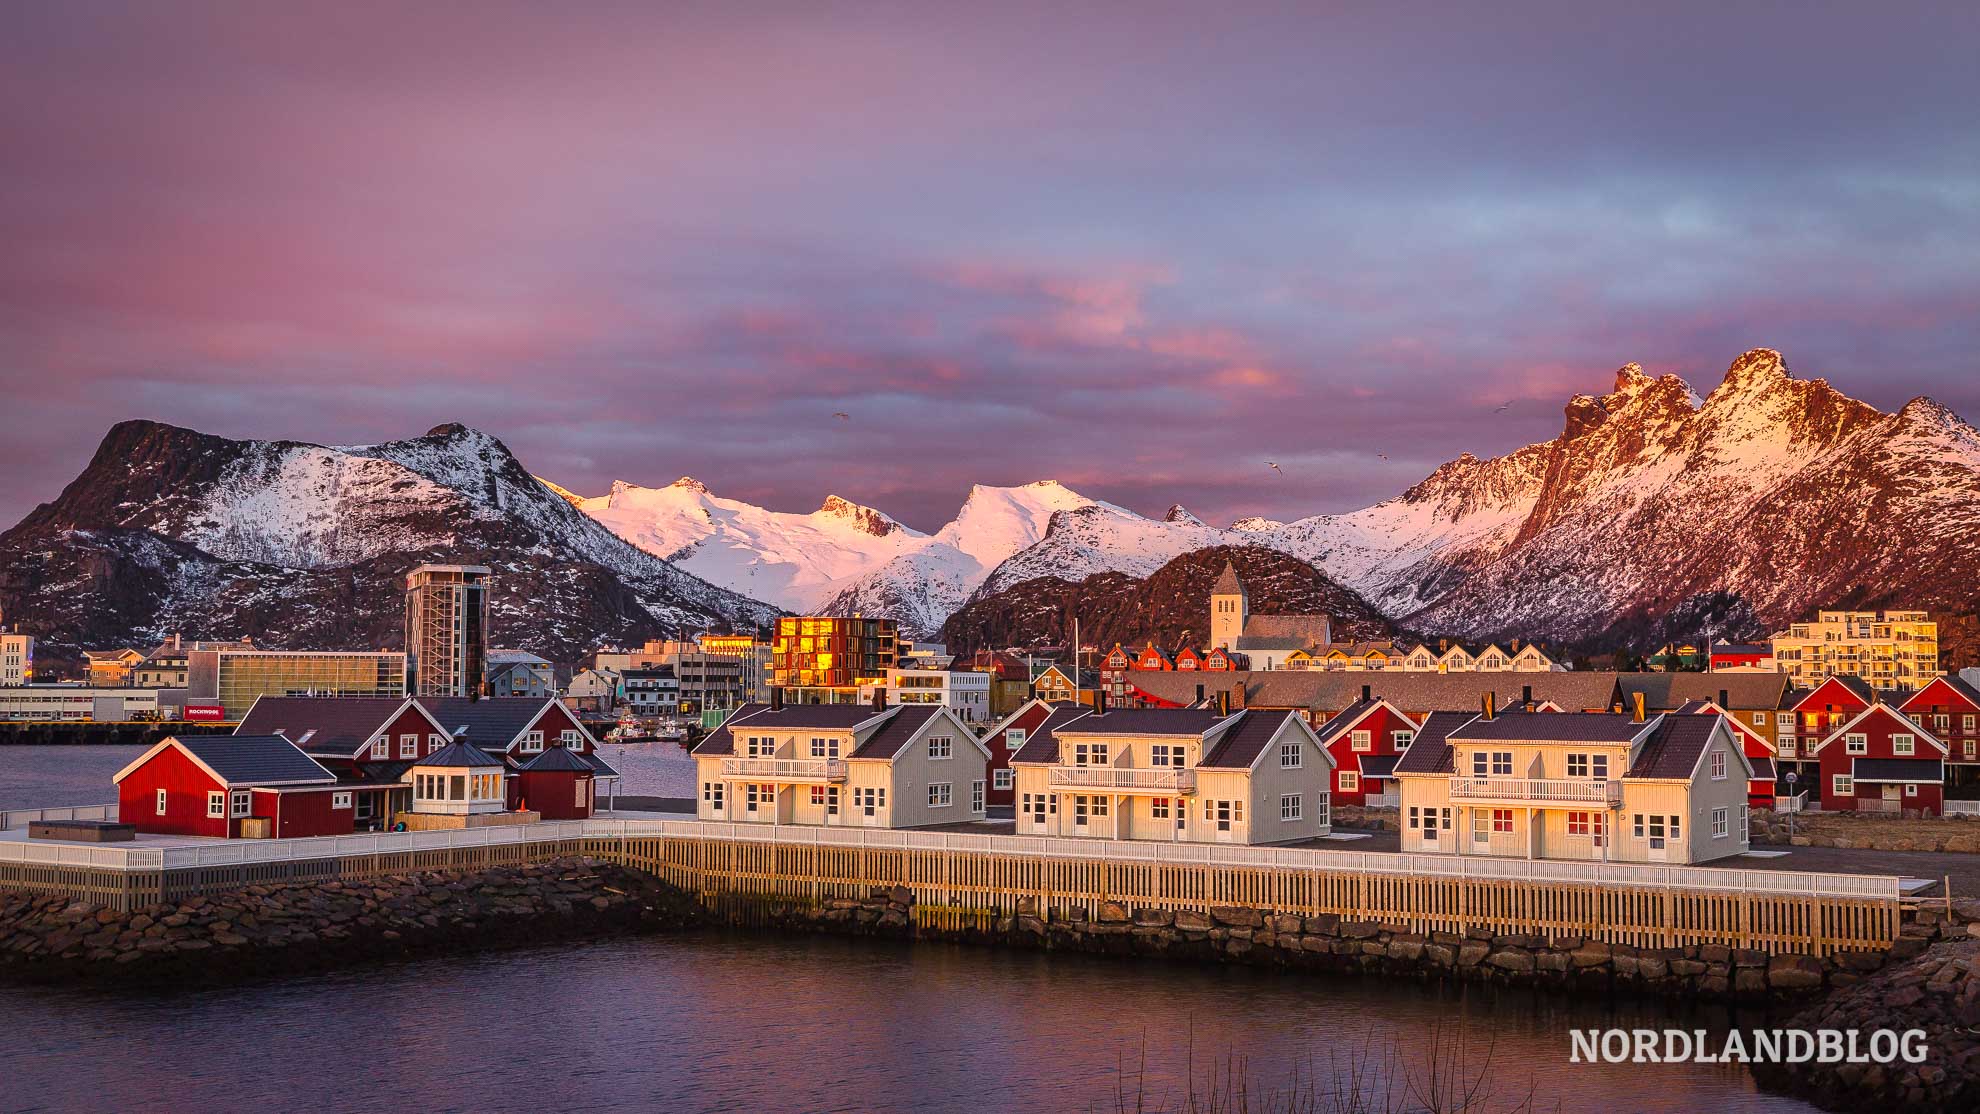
[1753,932,1980,1112]
[733,886,1973,1004]
[1327,804,1400,831]
[1750,808,1980,853]
[0,857,701,984]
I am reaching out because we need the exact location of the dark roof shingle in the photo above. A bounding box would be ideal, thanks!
[416,697,557,753]
[1392,711,1475,775]
[1007,705,1095,765]
[236,696,423,756]
[1623,716,1719,779]
[1852,758,1945,783]
[161,735,338,786]
[1199,709,1290,769]
[1053,707,1232,737]
[849,705,942,759]
[1452,711,1655,744]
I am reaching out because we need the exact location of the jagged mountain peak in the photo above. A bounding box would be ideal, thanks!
[817,494,904,537]
[1164,504,1204,526]
[669,476,710,493]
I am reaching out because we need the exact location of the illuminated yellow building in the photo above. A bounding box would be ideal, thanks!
[207,650,408,718]
[771,616,898,703]
[1770,609,1939,688]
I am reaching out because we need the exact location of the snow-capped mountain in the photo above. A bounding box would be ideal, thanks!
[0,421,782,661]
[1266,348,1980,648]
[559,476,1101,636]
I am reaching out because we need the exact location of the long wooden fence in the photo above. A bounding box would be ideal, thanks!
[2,817,1904,956]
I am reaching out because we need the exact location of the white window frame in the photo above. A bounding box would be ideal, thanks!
[928,782,953,808]
[1392,730,1414,749]
[1490,751,1512,776]
[1892,733,1915,756]
[1280,740,1301,768]
[1337,770,1360,792]
[1712,808,1729,838]
[1005,728,1026,750]
[928,736,953,760]
[429,733,447,753]
[971,781,985,813]
[1833,773,1853,797]
[1845,733,1867,755]
[1710,751,1727,780]
[400,733,420,759]
[155,788,168,815]
[1350,730,1372,752]
[521,730,545,754]
[993,768,1014,790]
[703,782,724,811]
[1905,783,1919,798]
[207,791,226,819]
[229,789,252,818]
[369,736,389,760]
[1279,793,1302,822]
[331,791,353,809]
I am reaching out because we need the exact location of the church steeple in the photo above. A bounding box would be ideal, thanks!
[1209,563,1247,651]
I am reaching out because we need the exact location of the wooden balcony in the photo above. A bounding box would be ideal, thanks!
[1450,777,1621,806]
[719,757,847,782]
[1049,766,1196,794]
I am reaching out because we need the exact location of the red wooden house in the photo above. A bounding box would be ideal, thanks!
[236,695,453,830]
[114,734,345,838]
[1130,644,1176,672]
[1172,647,1204,671]
[1311,687,1419,807]
[517,746,598,820]
[1901,676,1980,783]
[415,697,619,814]
[980,698,1062,807]
[1808,702,1947,815]
[1202,647,1247,671]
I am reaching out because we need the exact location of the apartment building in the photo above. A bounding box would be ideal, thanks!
[1008,700,1335,845]
[0,621,31,687]
[1770,609,1939,688]
[882,666,991,724]
[692,696,988,828]
[1900,675,1980,789]
[1396,700,1752,865]
[771,616,899,703]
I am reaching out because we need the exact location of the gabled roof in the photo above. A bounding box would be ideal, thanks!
[981,698,1059,743]
[1674,698,1774,755]
[1312,696,1416,748]
[415,697,576,753]
[579,750,620,779]
[1900,674,1980,713]
[520,746,593,772]
[236,696,441,758]
[1790,674,1879,710]
[1852,757,1945,783]
[415,738,506,768]
[1617,672,1789,711]
[1624,716,1749,780]
[1126,671,1622,716]
[849,705,943,759]
[1808,703,1950,757]
[115,734,337,788]
[1236,615,1331,648]
[1199,709,1307,769]
[1392,711,1477,775]
[1748,755,1777,781]
[1358,753,1402,778]
[1007,705,1096,765]
[1450,711,1658,745]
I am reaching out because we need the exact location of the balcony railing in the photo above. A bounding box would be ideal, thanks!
[1049,766,1197,794]
[720,757,847,781]
[1450,777,1621,805]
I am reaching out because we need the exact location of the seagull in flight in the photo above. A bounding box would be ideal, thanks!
[833,411,851,421]
[1266,461,1284,476]
[1493,401,1514,413]
[1376,452,1389,461]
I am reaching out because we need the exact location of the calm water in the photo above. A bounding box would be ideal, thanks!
[0,749,1815,1113]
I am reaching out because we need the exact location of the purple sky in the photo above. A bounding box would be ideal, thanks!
[3,2,1978,532]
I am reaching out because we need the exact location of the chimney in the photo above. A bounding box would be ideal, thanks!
[1194,683,1205,705]
[872,686,887,709]
[1091,689,1107,715]
[1481,692,1495,720]
[1439,638,1448,653]
[1522,685,1532,708]
[1230,684,1246,709]
[1631,692,1646,723]
[1718,688,1729,710]
[1360,684,1371,703]
[1217,689,1230,717]
[771,687,784,711]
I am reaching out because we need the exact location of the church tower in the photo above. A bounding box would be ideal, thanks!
[1209,563,1247,651]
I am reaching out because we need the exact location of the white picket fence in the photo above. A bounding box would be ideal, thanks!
[0,808,1899,899]
[1947,799,1980,817]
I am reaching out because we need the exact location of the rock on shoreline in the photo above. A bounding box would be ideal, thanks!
[0,857,701,985]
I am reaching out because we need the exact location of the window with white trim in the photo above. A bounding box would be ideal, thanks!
[928,736,953,760]
[230,790,252,818]
[744,783,763,813]
[1739,805,1750,840]
[1845,733,1867,755]
[928,782,953,808]
[331,791,352,809]
[1151,744,1185,767]
[809,736,840,759]
[971,781,985,812]
[1905,783,1918,798]
[522,730,545,754]
[1005,728,1026,751]
[1892,733,1915,756]
[370,736,388,759]
[1566,753,1609,779]
[1752,712,1766,726]
[400,733,419,759]
[1833,773,1853,797]
[1280,740,1302,768]
[1392,730,1414,749]
[561,729,581,749]
[809,785,828,806]
[1712,808,1729,838]
[155,789,168,815]
[993,768,1014,790]
[1337,770,1359,792]
[1152,798,1170,819]
[1710,751,1727,780]
[1280,793,1302,821]
[703,782,724,811]
[1073,742,1108,766]
[429,734,446,753]
[1350,730,1372,752]
[207,791,226,818]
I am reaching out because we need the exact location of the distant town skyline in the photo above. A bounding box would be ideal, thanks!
[3,2,1978,533]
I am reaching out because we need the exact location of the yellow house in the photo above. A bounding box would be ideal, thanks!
[692,698,989,828]
[1009,701,1335,844]
[1395,702,1753,865]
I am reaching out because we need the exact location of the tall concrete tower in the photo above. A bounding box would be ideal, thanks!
[1208,563,1247,651]
[405,564,493,697]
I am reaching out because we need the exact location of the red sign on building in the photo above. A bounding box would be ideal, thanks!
[183,703,226,721]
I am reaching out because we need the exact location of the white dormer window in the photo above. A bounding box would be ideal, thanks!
[1893,733,1915,756]
[560,729,581,749]
[370,736,388,759]
[1279,740,1301,768]
[522,730,545,754]
[1393,730,1414,749]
